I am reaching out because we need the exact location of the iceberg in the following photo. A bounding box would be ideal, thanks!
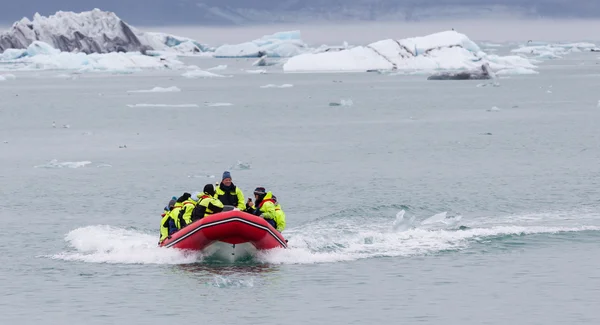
[214,31,308,58]
[0,41,184,72]
[283,31,537,74]
[511,42,598,59]
[0,9,210,55]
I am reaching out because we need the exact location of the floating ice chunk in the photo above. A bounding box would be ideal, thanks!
[487,106,501,112]
[260,84,293,88]
[246,69,266,74]
[126,104,199,108]
[182,69,225,78]
[0,41,185,72]
[229,160,251,170]
[214,31,308,58]
[284,30,534,73]
[208,65,227,71]
[34,159,91,169]
[205,102,233,107]
[0,74,16,81]
[188,174,216,179]
[496,67,539,75]
[329,99,353,106]
[127,86,181,93]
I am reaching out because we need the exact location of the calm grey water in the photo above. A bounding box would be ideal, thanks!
[1,51,600,324]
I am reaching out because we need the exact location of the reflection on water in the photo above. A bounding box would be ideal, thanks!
[176,261,280,277]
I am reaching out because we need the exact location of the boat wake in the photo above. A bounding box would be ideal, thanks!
[48,209,600,265]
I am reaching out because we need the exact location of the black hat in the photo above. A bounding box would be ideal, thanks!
[203,184,215,196]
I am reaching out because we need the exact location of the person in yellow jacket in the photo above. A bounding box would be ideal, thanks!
[159,196,178,243]
[214,171,246,210]
[177,191,199,226]
[191,184,224,222]
[168,193,191,229]
[272,195,286,232]
[249,187,283,231]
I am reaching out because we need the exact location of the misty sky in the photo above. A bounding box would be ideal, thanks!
[2,0,600,26]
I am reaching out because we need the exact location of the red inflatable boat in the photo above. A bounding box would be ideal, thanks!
[159,210,287,260]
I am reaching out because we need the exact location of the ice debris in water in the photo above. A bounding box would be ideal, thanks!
[246,69,266,74]
[34,159,91,169]
[487,106,501,112]
[188,174,216,179]
[205,102,233,107]
[329,99,353,107]
[207,65,227,71]
[229,161,251,170]
[126,104,199,108]
[0,74,16,81]
[127,86,181,93]
[182,69,226,78]
[260,84,293,88]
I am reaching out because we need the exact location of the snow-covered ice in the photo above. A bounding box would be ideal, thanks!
[0,9,211,55]
[205,103,233,107]
[0,41,185,72]
[283,31,537,74]
[260,84,293,88]
[511,42,598,59]
[127,86,181,93]
[214,31,308,58]
[182,69,226,78]
[126,104,199,108]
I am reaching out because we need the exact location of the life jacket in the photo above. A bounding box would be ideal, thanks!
[191,195,214,222]
[216,183,239,207]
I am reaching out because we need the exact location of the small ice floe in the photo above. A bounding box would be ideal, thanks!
[56,73,78,80]
[208,65,227,71]
[81,131,93,136]
[182,69,226,78]
[127,86,181,93]
[329,99,353,107]
[260,84,293,88]
[126,104,199,108]
[547,90,552,94]
[229,160,251,170]
[0,74,16,81]
[3,140,8,144]
[63,124,70,129]
[245,69,266,74]
[205,102,233,107]
[119,145,127,149]
[188,174,216,179]
[487,106,501,112]
[52,121,56,128]
[34,159,91,169]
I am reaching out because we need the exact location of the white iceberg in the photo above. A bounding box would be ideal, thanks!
[127,86,181,93]
[283,31,537,74]
[511,42,597,59]
[0,41,184,72]
[182,69,226,78]
[0,73,16,81]
[126,104,199,108]
[214,31,308,58]
[0,9,211,55]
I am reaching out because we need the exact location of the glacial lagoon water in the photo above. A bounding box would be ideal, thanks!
[1,51,600,324]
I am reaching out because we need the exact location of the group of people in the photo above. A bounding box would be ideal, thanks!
[159,171,286,243]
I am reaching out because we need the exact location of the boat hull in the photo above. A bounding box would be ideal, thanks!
[159,210,287,255]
